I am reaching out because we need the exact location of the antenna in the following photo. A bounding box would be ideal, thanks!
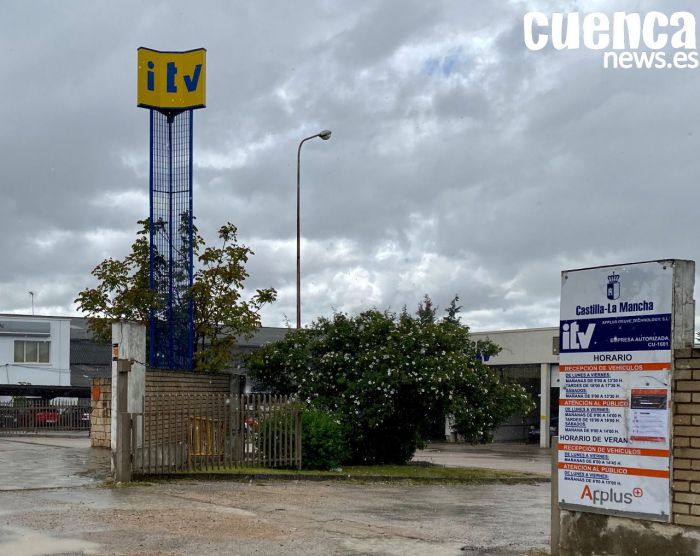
[28,291,35,315]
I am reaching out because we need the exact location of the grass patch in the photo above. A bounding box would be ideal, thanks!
[166,462,546,482]
[337,464,531,479]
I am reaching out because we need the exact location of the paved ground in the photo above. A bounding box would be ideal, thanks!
[0,436,552,555]
[0,435,109,490]
[413,442,551,475]
[0,479,550,555]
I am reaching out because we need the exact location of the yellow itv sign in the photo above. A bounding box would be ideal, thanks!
[137,47,206,110]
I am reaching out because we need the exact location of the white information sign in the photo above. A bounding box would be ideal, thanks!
[559,261,672,521]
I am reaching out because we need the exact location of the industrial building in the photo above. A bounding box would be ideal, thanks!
[470,327,559,448]
[0,313,560,446]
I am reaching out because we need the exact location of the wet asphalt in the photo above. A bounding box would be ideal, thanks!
[0,436,551,555]
[413,442,551,475]
[0,435,110,491]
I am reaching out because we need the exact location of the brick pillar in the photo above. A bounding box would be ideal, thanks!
[90,377,112,448]
[673,348,700,526]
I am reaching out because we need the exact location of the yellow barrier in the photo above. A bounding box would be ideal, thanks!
[188,416,224,466]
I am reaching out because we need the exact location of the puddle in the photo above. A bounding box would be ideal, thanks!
[0,440,111,490]
[0,526,100,555]
[343,537,463,555]
[208,505,256,517]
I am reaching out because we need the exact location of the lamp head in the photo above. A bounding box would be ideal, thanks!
[318,130,332,140]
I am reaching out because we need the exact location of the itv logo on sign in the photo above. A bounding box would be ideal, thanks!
[561,321,596,350]
[137,47,206,111]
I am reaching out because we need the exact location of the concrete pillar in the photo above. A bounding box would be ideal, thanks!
[114,359,132,482]
[111,322,146,479]
[445,414,457,442]
[540,362,551,449]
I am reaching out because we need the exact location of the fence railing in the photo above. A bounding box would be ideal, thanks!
[0,401,92,435]
[133,393,301,474]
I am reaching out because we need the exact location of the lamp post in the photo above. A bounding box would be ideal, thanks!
[297,129,332,329]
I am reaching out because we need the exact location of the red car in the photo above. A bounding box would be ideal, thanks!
[34,409,60,426]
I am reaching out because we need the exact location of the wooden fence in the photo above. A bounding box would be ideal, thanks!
[133,393,301,474]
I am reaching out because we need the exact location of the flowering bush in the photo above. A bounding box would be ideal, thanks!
[247,308,533,464]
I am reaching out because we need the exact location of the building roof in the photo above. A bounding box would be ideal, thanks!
[235,327,289,348]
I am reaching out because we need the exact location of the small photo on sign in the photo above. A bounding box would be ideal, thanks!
[629,388,668,443]
[631,391,667,410]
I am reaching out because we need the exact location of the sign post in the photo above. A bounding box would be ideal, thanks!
[137,47,206,370]
[558,260,693,521]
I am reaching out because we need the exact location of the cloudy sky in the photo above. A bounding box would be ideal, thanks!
[1,0,699,331]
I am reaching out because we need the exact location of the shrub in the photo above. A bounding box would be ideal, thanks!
[255,406,347,470]
[248,303,533,465]
[301,408,347,470]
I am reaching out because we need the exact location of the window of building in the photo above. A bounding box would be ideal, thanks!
[14,340,50,363]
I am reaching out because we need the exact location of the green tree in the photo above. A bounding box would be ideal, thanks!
[75,220,276,373]
[247,305,532,465]
[415,294,437,324]
[74,220,156,343]
[443,295,462,324]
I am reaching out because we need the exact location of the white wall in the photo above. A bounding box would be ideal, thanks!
[472,327,559,366]
[0,316,71,386]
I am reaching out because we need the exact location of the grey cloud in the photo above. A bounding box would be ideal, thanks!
[2,0,699,335]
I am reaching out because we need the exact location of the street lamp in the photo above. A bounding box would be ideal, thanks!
[297,129,332,329]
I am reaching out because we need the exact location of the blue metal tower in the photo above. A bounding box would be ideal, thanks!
[149,109,194,369]
[137,47,206,370]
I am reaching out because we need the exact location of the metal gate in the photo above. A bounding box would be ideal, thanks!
[0,401,91,436]
[133,393,301,474]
